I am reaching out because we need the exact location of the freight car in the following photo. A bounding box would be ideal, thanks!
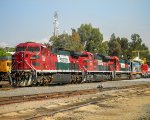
[0,56,12,82]
[11,42,143,87]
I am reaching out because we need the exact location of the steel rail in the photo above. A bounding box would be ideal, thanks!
[24,84,150,120]
[0,89,99,106]
[0,84,149,107]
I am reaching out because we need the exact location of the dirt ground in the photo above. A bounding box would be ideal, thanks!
[42,86,150,120]
[42,95,150,120]
[0,85,150,120]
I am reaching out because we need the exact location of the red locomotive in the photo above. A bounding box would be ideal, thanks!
[147,62,150,77]
[141,63,148,77]
[11,42,83,86]
[141,62,150,78]
[11,42,143,87]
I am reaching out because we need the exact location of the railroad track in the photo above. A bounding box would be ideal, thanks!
[0,84,150,120]
[0,84,149,106]
[0,89,100,106]
[24,84,150,120]
[25,97,109,120]
[0,81,12,90]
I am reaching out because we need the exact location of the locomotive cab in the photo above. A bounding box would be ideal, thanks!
[11,42,51,86]
[78,52,96,71]
[12,42,50,71]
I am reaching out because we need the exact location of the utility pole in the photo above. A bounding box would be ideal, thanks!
[53,11,59,37]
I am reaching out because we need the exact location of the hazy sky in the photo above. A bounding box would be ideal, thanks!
[0,0,150,48]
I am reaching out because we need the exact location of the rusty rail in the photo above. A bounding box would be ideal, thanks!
[0,84,149,106]
[0,89,99,106]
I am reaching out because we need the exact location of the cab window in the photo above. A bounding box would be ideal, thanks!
[80,54,88,57]
[41,47,47,55]
[27,47,40,52]
[16,47,26,52]
[7,62,11,66]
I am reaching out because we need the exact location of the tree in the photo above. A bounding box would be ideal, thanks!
[70,29,83,51]
[130,34,142,50]
[50,23,107,53]
[77,24,106,54]
[50,29,83,52]
[129,33,149,59]
[108,33,122,57]
[98,41,108,55]
[4,47,15,52]
[71,29,80,41]
[50,33,71,50]
[0,48,11,57]
[119,37,129,59]
[147,54,150,61]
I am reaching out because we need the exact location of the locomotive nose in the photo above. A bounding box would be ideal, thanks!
[17,52,30,60]
[12,51,30,70]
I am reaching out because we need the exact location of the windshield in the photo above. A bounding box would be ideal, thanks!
[16,47,26,52]
[27,47,40,52]
[80,54,88,57]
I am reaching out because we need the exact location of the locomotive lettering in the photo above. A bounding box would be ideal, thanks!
[57,55,70,63]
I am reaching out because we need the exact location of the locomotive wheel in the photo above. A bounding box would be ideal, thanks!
[77,76,83,83]
[7,72,13,86]
[71,75,75,84]
[36,76,48,86]
[11,78,16,87]
[75,76,79,84]
[19,74,33,87]
[12,77,22,87]
[12,74,33,87]
[26,74,33,86]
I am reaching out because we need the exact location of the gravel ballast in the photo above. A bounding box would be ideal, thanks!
[0,79,150,97]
